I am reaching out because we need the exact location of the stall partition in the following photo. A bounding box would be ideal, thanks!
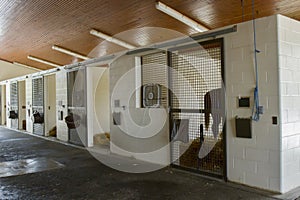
[0,85,6,126]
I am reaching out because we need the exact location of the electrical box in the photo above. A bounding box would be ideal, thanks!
[238,97,250,108]
[235,117,252,138]
[272,116,278,125]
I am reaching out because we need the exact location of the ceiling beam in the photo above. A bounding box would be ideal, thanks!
[27,55,61,68]
[156,1,209,32]
[52,45,91,60]
[90,29,137,49]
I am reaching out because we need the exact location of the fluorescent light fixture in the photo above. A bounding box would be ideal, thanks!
[90,29,137,49]
[13,62,41,71]
[27,55,60,68]
[156,1,209,32]
[52,45,90,60]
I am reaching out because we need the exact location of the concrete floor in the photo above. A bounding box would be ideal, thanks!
[0,127,298,200]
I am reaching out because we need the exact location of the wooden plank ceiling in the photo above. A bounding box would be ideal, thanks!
[0,0,299,70]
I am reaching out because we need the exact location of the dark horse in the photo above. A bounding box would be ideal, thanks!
[204,88,225,139]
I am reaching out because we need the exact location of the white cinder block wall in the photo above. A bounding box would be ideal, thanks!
[225,15,281,192]
[56,70,68,142]
[278,15,300,193]
[26,78,33,133]
[44,74,56,136]
[110,55,170,165]
[1,85,6,125]
[18,80,26,130]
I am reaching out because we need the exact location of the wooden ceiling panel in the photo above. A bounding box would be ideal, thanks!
[0,0,299,70]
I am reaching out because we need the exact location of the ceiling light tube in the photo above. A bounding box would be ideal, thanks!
[90,29,137,49]
[52,45,90,60]
[13,62,41,71]
[27,55,60,68]
[156,1,209,32]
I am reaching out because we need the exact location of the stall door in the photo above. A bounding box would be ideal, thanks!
[169,39,226,178]
[10,82,19,129]
[67,69,87,146]
[32,77,44,136]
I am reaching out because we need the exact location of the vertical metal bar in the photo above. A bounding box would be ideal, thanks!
[219,38,227,181]
[84,67,88,147]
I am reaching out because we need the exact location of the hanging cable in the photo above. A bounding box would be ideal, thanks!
[251,0,261,121]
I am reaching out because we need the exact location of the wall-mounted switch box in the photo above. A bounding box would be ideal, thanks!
[272,116,278,125]
[235,117,252,138]
[258,106,264,114]
[238,97,250,108]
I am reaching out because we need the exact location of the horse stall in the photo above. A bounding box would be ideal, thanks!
[109,15,299,193]
[65,68,87,146]
[0,85,6,126]
[31,76,45,136]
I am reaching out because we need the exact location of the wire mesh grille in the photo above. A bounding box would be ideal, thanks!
[32,77,44,135]
[10,82,18,108]
[141,51,168,107]
[67,69,87,146]
[33,123,44,136]
[170,44,222,110]
[170,40,224,176]
[32,77,44,107]
[67,71,77,107]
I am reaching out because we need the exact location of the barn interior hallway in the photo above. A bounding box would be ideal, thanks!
[0,126,297,200]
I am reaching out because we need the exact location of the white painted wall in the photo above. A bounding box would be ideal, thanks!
[86,66,110,147]
[26,78,33,133]
[44,74,56,136]
[0,85,6,125]
[18,81,26,130]
[225,15,281,192]
[56,70,68,141]
[278,15,300,193]
[109,55,170,165]
[0,60,39,82]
